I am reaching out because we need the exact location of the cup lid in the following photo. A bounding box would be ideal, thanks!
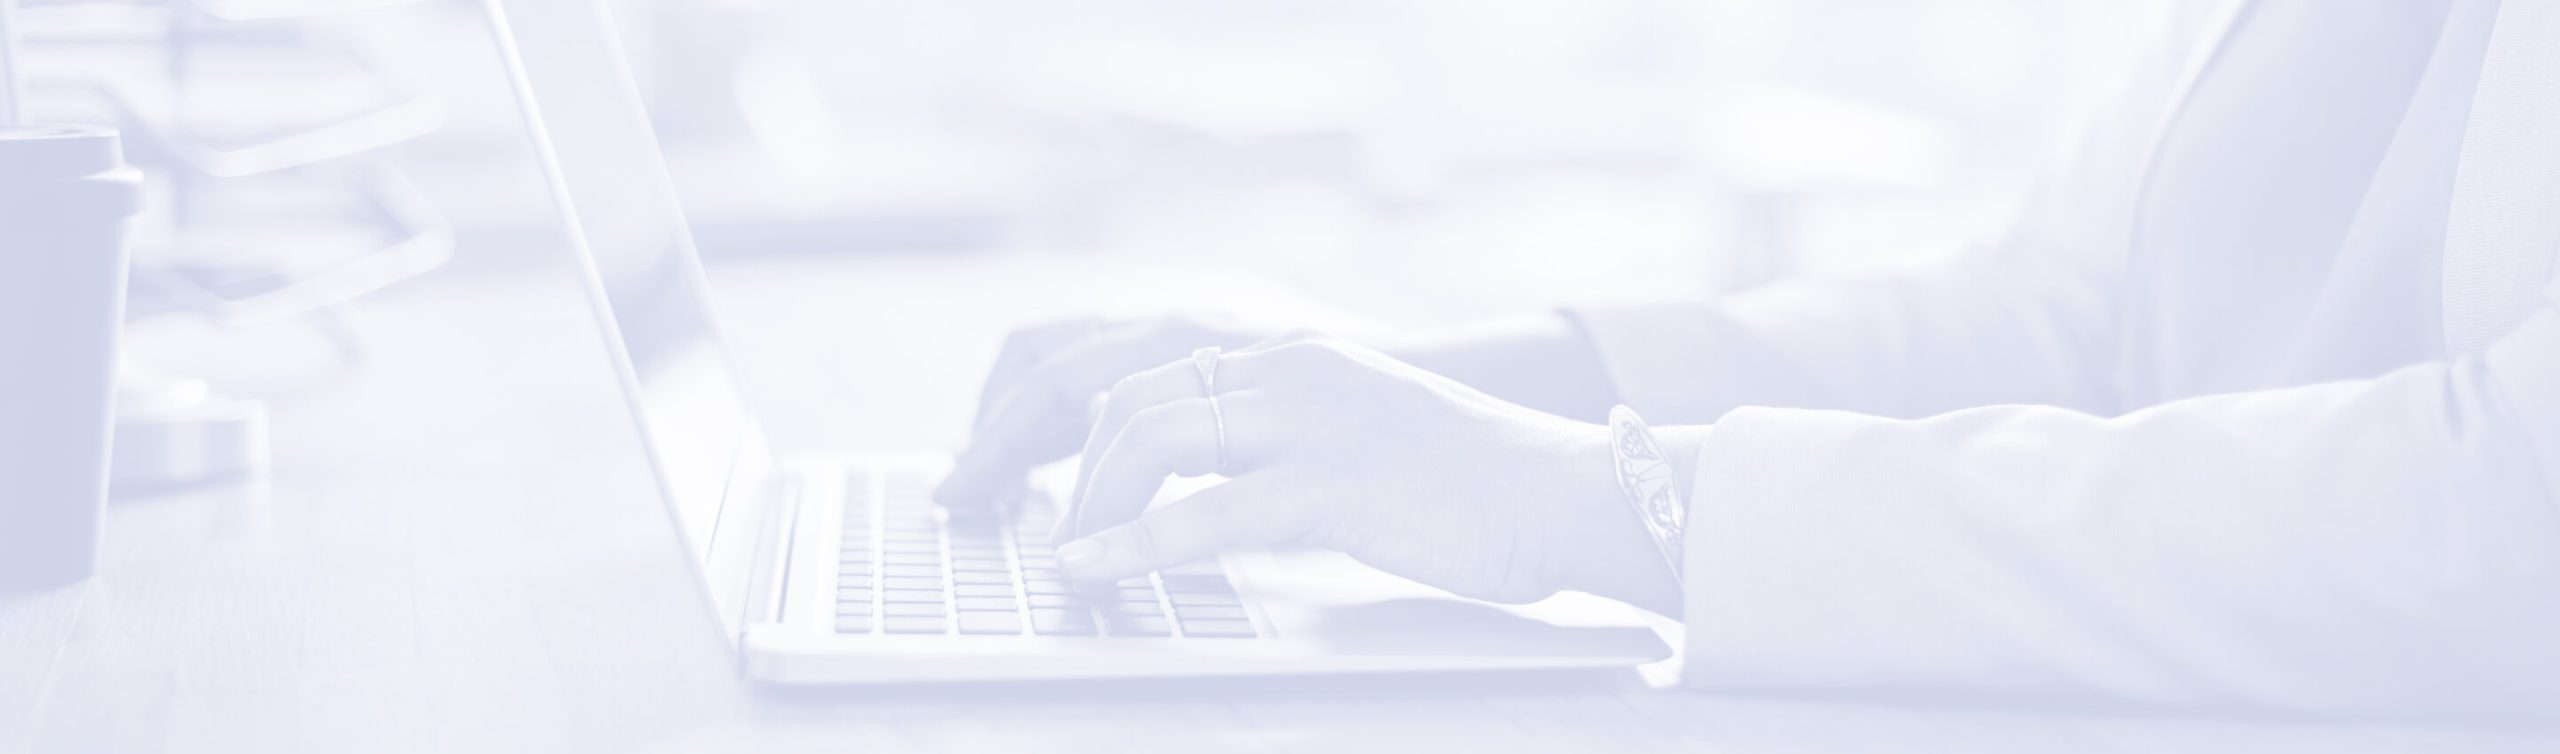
[0,125,129,179]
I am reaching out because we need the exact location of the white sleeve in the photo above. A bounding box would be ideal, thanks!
[1676,297,2560,718]
[1570,8,2218,424]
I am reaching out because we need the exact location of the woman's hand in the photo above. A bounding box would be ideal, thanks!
[935,311,1624,510]
[1048,332,1686,615]
[935,314,1272,509]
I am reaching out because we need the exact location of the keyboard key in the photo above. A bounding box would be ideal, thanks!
[1103,614,1172,637]
[952,559,1010,573]
[1179,618,1256,638]
[1110,587,1159,603]
[835,588,874,604]
[882,552,940,566]
[1174,605,1247,620]
[949,546,1006,560]
[955,584,1016,597]
[1027,594,1086,608]
[1031,609,1098,636]
[883,616,947,634]
[958,612,1024,635]
[882,589,945,603]
[1097,601,1161,618]
[1017,556,1059,570]
[885,540,940,554]
[882,564,942,578]
[1167,591,1241,607]
[953,571,1012,585]
[835,614,874,634]
[956,597,1017,612]
[884,602,945,617]
[1023,580,1073,595]
[883,577,943,590]
[1160,575,1232,593]
[836,574,873,589]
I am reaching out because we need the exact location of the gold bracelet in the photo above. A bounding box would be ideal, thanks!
[1608,405,1687,583]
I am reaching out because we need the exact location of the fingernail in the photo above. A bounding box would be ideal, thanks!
[1058,539,1106,571]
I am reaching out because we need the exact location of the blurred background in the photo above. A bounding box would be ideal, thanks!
[7,0,2222,475]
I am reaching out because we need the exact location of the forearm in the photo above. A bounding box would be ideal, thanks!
[1385,312,1620,423]
[1674,314,2560,716]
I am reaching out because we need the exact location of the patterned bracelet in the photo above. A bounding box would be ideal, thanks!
[1608,405,1687,583]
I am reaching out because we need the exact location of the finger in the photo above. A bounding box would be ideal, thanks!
[936,375,1087,508]
[970,317,1109,432]
[1238,328,1327,353]
[1057,347,1297,529]
[1069,394,1278,541]
[938,324,1204,506]
[1063,359,1208,520]
[1056,478,1306,584]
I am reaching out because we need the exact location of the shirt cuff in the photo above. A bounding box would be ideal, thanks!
[1674,404,1879,690]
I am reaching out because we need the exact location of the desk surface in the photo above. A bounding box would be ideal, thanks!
[4,251,2557,754]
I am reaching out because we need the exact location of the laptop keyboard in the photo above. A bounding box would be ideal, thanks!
[832,467,1259,639]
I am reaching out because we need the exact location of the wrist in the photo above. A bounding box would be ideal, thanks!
[1386,313,1619,422]
[1557,422,1694,617]
[1652,424,1713,513]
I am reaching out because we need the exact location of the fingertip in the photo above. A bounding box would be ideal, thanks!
[1057,536,1138,584]
[1058,537,1105,571]
[930,468,984,507]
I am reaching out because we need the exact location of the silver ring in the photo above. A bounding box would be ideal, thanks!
[1191,346,1229,475]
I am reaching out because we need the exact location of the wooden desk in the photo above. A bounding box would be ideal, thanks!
[4,251,2555,753]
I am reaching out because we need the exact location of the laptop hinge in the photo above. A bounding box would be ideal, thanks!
[738,474,800,634]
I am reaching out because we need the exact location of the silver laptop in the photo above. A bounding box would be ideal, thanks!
[481,0,1671,683]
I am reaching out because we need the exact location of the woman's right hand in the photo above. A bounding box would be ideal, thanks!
[934,313,1270,509]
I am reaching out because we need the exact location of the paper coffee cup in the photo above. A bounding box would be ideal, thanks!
[0,125,146,591]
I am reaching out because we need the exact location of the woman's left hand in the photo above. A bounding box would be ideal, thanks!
[1051,332,1689,615]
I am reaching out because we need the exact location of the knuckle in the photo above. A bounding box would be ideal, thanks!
[1253,328,1327,350]
[1121,403,1181,438]
[1120,521,1162,559]
[1192,498,1241,535]
[998,327,1040,354]
[1278,339,1353,371]
[1106,372,1148,402]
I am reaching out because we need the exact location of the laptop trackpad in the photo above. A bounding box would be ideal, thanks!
[1226,547,1672,660]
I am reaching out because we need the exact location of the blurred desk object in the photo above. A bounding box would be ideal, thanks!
[16,0,457,489]
[4,249,2559,754]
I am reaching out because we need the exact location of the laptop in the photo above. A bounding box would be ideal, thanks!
[480,0,1672,683]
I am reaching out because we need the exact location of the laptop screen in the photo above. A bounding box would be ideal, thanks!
[484,0,767,576]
